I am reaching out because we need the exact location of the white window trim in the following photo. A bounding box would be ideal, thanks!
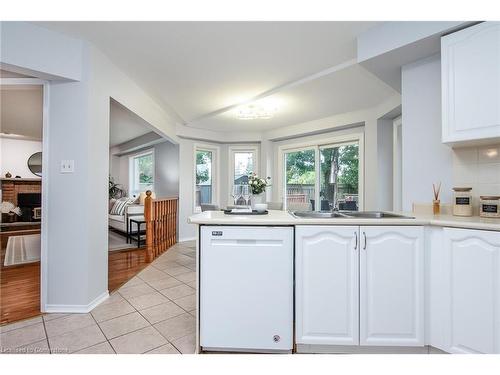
[128,149,155,198]
[193,143,220,213]
[277,133,364,211]
[228,145,260,205]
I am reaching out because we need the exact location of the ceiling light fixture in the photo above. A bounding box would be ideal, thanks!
[236,103,277,120]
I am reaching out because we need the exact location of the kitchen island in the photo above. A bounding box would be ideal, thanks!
[189,210,500,354]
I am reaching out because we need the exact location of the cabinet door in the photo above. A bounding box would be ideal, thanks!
[442,228,500,354]
[442,22,500,144]
[295,226,359,345]
[360,226,424,346]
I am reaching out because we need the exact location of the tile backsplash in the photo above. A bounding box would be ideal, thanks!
[453,143,500,213]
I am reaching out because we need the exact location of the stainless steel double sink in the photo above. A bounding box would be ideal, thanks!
[291,210,414,219]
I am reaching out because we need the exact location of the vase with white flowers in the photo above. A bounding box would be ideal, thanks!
[1,201,22,223]
[248,173,271,208]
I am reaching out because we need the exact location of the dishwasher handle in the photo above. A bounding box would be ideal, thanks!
[210,239,284,246]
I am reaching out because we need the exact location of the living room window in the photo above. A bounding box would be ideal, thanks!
[129,150,154,198]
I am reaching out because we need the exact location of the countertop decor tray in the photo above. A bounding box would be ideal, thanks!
[223,210,269,215]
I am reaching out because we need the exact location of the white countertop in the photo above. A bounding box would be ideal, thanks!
[188,210,500,232]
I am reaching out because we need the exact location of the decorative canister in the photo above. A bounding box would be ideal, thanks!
[479,196,500,218]
[452,187,473,217]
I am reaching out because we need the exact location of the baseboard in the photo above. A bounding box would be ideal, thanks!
[43,290,109,313]
[296,344,429,354]
[179,237,196,243]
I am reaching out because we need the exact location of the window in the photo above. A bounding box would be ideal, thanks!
[129,150,154,198]
[284,149,316,210]
[228,146,259,203]
[234,152,254,184]
[196,150,213,206]
[280,134,363,211]
[194,144,219,211]
[320,143,359,211]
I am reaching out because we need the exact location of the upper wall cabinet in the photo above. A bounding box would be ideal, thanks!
[441,22,500,145]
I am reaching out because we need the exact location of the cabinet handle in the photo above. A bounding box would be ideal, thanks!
[354,232,358,250]
[362,232,367,250]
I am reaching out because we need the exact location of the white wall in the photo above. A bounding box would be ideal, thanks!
[401,54,454,211]
[376,119,394,211]
[357,22,466,62]
[0,138,42,178]
[154,141,180,198]
[0,22,83,80]
[178,138,197,241]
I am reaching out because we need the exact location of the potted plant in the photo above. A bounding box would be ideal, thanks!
[248,173,271,207]
[109,175,126,199]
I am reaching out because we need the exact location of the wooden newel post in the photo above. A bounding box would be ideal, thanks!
[144,190,154,263]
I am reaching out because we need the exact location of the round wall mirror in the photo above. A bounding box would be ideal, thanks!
[27,152,42,177]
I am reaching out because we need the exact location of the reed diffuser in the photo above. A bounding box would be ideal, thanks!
[432,182,441,215]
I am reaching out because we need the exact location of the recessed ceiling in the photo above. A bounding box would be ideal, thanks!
[0,85,43,140]
[192,64,396,131]
[35,22,397,130]
[109,99,155,147]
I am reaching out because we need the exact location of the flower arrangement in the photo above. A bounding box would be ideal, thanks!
[248,173,271,195]
[1,201,22,216]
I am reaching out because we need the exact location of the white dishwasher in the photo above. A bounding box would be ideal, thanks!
[200,226,294,352]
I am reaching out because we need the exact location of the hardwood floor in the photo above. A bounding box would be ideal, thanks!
[0,227,41,325]
[0,227,148,325]
[108,247,148,292]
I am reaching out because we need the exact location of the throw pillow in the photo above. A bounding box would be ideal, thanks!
[110,198,134,216]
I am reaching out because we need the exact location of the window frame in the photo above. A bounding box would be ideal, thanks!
[128,149,155,198]
[228,145,259,205]
[277,133,364,211]
[193,143,220,213]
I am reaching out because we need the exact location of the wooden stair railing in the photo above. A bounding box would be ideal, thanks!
[144,191,178,262]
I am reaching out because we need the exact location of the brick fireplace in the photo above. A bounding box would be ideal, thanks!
[1,178,41,207]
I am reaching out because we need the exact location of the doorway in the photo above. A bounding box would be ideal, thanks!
[107,98,179,291]
[0,70,48,324]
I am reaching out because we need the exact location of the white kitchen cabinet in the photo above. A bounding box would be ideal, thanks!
[295,226,359,345]
[359,226,424,346]
[441,22,500,144]
[440,228,500,354]
[296,225,424,349]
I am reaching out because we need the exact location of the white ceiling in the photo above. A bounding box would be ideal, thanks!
[0,85,43,140]
[109,99,154,147]
[37,21,398,132]
[194,64,396,131]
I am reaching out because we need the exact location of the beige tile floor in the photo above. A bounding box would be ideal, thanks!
[0,241,197,354]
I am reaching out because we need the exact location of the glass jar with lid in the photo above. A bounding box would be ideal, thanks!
[452,187,473,217]
[479,196,500,218]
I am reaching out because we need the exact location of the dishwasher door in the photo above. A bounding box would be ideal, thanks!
[200,226,294,352]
